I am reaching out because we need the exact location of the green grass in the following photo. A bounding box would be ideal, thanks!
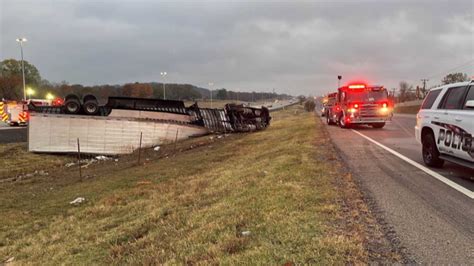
[0,106,367,264]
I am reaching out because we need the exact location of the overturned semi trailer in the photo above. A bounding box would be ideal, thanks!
[27,95,271,154]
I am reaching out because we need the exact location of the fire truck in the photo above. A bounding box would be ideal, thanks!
[0,101,29,126]
[326,83,392,128]
[0,99,62,126]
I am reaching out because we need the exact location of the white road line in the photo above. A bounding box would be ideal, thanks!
[352,129,474,199]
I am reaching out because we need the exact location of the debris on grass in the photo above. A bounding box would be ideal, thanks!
[95,155,111,161]
[153,146,161,151]
[81,160,96,169]
[69,197,86,205]
[241,231,251,236]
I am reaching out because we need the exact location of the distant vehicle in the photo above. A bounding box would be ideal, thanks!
[322,92,337,118]
[415,80,474,169]
[326,83,392,128]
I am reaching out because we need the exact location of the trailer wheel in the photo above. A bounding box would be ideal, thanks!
[83,100,99,115]
[64,98,81,114]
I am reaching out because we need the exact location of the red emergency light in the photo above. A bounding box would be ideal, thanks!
[53,98,64,106]
[348,84,366,89]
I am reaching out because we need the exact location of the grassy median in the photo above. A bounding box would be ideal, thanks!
[0,105,371,264]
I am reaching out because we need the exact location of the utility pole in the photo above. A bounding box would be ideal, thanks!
[337,75,342,88]
[421,79,428,98]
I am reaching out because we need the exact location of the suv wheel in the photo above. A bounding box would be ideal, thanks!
[422,132,444,167]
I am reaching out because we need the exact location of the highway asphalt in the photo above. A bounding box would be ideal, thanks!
[0,124,27,144]
[321,113,473,264]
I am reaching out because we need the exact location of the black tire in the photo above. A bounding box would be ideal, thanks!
[422,132,444,168]
[372,122,385,129]
[326,112,334,125]
[83,100,99,115]
[64,98,81,114]
[338,113,350,128]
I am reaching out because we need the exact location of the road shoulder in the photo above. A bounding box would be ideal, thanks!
[317,116,411,263]
[324,117,474,264]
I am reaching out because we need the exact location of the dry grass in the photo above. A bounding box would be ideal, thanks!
[394,105,420,114]
[0,105,368,264]
[0,143,74,181]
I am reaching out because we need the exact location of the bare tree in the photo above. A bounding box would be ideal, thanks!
[398,81,416,102]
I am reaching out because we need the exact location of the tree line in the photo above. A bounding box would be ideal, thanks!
[392,72,470,103]
[0,59,291,102]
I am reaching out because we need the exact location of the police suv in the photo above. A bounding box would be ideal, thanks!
[415,80,474,169]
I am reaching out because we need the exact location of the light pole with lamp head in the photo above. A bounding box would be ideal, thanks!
[16,37,27,101]
[160,72,167,99]
[208,82,214,108]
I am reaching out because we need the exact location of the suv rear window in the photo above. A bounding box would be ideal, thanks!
[421,89,441,109]
[438,86,468,110]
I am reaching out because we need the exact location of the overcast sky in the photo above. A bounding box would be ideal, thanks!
[1,0,473,95]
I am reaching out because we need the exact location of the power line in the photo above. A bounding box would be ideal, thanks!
[425,58,474,80]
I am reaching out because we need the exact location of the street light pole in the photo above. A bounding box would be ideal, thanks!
[337,75,342,89]
[160,72,167,99]
[16,38,27,101]
[208,82,214,108]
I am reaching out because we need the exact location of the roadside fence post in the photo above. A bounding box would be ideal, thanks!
[138,132,143,165]
[77,138,82,181]
[174,128,179,153]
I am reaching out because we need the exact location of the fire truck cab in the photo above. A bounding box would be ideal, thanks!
[326,83,392,128]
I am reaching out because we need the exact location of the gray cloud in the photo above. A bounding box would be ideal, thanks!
[1,0,473,95]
